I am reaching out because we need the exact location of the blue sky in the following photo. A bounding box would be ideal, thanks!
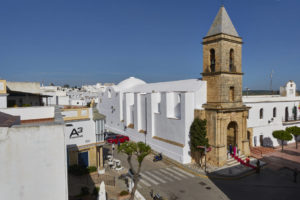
[0,0,299,89]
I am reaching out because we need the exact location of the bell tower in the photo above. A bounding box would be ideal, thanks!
[201,6,250,166]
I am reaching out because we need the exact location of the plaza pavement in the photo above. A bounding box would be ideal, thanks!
[103,142,300,200]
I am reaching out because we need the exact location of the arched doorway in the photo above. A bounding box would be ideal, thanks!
[227,122,238,148]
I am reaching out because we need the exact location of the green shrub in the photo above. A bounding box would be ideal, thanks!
[119,190,129,196]
[92,186,100,196]
[68,165,88,176]
[87,166,97,173]
[80,187,90,196]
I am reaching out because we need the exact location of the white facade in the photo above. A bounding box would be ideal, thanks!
[62,107,105,168]
[98,77,206,164]
[0,107,68,200]
[0,95,7,108]
[62,108,105,147]
[244,81,300,147]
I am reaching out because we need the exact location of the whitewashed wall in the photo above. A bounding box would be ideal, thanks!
[0,95,7,108]
[98,83,207,164]
[245,97,300,147]
[0,125,68,200]
[65,119,96,146]
[0,106,55,120]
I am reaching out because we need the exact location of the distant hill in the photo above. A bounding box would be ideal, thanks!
[242,90,300,96]
[242,90,279,96]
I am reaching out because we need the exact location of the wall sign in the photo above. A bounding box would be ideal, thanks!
[70,127,83,139]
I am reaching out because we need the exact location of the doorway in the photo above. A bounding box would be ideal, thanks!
[260,135,264,146]
[227,122,238,148]
[78,151,89,168]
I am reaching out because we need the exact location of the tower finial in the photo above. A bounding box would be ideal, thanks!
[221,0,224,7]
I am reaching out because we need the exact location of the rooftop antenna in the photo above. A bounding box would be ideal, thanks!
[270,69,274,95]
[221,0,224,6]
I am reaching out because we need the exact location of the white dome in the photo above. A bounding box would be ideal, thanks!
[117,77,146,91]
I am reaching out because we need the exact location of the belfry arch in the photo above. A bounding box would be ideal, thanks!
[227,121,238,147]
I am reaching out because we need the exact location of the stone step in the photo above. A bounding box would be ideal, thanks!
[227,160,239,166]
[226,155,248,166]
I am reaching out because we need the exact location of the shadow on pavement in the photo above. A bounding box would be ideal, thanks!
[208,157,300,200]
[281,149,300,157]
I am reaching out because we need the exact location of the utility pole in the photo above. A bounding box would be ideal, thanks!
[145,97,147,144]
[270,69,274,94]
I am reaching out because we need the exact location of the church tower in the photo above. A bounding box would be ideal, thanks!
[202,6,250,166]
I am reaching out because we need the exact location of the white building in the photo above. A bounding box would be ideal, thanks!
[41,85,70,106]
[62,106,106,169]
[82,82,114,93]
[0,106,68,200]
[98,76,300,164]
[244,80,300,147]
[98,77,206,164]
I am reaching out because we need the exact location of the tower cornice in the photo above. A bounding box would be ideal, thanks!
[202,33,243,45]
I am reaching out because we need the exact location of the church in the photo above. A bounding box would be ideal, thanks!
[98,6,300,166]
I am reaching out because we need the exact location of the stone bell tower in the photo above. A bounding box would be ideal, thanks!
[201,6,250,166]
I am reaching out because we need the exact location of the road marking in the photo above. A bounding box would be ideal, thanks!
[153,170,174,182]
[139,178,151,187]
[165,167,186,178]
[140,173,159,185]
[159,168,182,180]
[172,166,195,177]
[144,171,167,184]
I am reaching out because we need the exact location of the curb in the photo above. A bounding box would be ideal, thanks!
[208,164,268,180]
[160,155,208,179]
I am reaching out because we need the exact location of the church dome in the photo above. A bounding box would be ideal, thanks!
[116,77,146,91]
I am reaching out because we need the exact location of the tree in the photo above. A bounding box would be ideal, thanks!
[286,126,300,149]
[63,84,70,88]
[189,118,209,167]
[272,130,293,151]
[118,141,151,200]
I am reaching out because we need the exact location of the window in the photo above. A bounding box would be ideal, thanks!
[285,107,289,121]
[259,108,263,119]
[229,49,234,72]
[229,87,234,102]
[273,107,276,118]
[210,49,215,72]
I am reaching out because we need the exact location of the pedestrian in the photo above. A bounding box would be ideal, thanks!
[256,160,261,174]
[294,168,298,183]
[229,144,233,155]
[233,144,237,156]
[118,139,120,148]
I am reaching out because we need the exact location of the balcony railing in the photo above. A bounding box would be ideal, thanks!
[283,116,300,122]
